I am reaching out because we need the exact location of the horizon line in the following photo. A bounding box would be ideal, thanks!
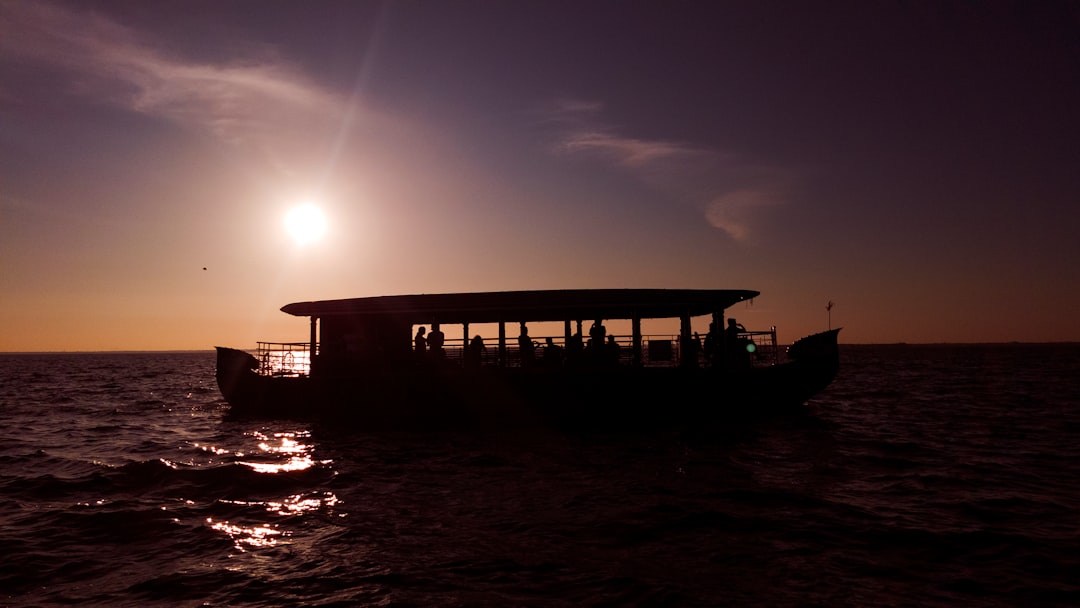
[3,341,1079,355]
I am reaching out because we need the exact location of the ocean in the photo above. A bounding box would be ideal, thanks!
[1,345,1078,607]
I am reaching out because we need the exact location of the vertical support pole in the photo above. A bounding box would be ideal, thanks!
[498,321,506,367]
[679,313,691,368]
[722,312,731,368]
[712,311,723,368]
[632,316,642,367]
[309,316,318,376]
[462,322,469,363]
[564,319,571,343]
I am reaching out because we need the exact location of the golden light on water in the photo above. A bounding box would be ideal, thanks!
[266,492,340,515]
[238,430,328,474]
[207,518,285,550]
[221,492,341,517]
[205,429,339,551]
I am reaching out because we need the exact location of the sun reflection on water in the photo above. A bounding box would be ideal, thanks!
[268,491,341,515]
[207,518,286,550]
[237,429,331,474]
[205,428,341,551]
[221,491,342,516]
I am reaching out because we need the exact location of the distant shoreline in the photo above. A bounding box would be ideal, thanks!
[3,342,1079,355]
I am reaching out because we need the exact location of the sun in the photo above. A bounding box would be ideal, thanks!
[284,204,328,246]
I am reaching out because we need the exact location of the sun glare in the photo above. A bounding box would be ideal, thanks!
[284,204,328,245]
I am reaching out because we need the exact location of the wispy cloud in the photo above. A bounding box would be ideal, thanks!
[543,98,787,241]
[0,2,347,161]
[558,130,702,169]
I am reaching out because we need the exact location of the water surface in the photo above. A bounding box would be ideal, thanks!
[1,345,1078,606]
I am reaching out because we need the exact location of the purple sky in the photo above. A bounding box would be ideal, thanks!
[2,1,1079,350]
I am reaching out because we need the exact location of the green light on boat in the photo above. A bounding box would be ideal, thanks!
[746,343,756,353]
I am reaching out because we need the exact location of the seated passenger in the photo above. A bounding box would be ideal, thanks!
[542,337,564,368]
[466,335,486,368]
[414,326,427,353]
[606,335,621,367]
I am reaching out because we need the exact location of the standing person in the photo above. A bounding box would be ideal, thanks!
[725,318,746,343]
[725,318,749,369]
[518,322,535,367]
[704,321,719,367]
[588,319,606,364]
[428,323,445,357]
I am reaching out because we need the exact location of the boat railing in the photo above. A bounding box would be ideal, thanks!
[260,327,779,374]
[742,328,781,366]
[256,342,312,377]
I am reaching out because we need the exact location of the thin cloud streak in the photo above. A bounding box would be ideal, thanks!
[705,189,782,241]
[544,98,788,241]
[559,131,702,169]
[0,2,347,153]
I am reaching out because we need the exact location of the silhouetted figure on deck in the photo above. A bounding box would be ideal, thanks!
[586,320,607,365]
[704,321,719,367]
[466,335,486,368]
[428,323,445,358]
[414,326,427,354]
[542,337,564,368]
[518,323,535,367]
[725,318,750,369]
[589,319,606,349]
[606,335,621,367]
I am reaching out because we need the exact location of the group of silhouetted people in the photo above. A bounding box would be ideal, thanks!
[414,324,446,356]
[699,318,752,369]
[412,316,750,370]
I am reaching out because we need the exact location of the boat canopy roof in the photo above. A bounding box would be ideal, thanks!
[281,289,759,324]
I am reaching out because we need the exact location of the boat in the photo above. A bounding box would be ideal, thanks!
[216,289,840,428]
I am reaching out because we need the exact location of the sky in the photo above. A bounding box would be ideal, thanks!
[2,0,1079,351]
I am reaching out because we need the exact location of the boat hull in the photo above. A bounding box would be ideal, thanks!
[216,330,840,429]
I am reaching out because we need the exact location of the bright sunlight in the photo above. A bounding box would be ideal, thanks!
[284,204,328,246]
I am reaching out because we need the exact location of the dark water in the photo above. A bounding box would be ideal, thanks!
[1,345,1078,607]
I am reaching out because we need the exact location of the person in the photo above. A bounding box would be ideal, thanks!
[606,335,621,367]
[517,322,535,367]
[725,318,746,343]
[542,337,564,368]
[414,326,427,353]
[725,318,749,369]
[586,320,607,365]
[588,319,606,349]
[428,323,445,357]
[466,334,486,368]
